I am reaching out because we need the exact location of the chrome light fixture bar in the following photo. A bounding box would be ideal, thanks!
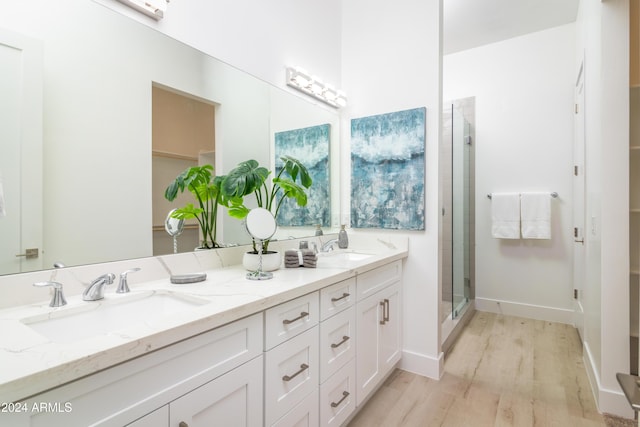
[286,67,347,108]
[117,0,169,20]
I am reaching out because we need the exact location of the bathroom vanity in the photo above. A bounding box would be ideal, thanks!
[0,236,407,426]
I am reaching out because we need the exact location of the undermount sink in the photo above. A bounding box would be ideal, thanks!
[324,252,373,261]
[317,250,375,264]
[21,292,209,344]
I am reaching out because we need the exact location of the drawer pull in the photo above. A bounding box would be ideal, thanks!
[331,292,350,302]
[283,311,309,325]
[282,363,309,381]
[331,335,350,349]
[330,391,350,408]
[383,298,390,322]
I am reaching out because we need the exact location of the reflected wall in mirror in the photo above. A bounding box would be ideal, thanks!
[0,0,339,276]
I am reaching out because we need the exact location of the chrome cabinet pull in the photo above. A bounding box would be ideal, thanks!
[379,301,386,325]
[330,391,350,408]
[331,292,350,302]
[331,335,350,349]
[283,311,309,325]
[282,363,309,382]
[384,298,390,322]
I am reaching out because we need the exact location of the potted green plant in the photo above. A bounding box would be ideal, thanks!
[222,156,312,269]
[164,164,228,249]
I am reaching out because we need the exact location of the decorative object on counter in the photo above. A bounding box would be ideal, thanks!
[170,273,207,284]
[338,224,349,249]
[274,124,330,227]
[315,224,323,235]
[285,249,302,268]
[301,249,317,268]
[222,156,312,266]
[284,249,317,268]
[244,208,278,280]
[164,164,232,249]
[164,208,184,254]
[350,107,426,230]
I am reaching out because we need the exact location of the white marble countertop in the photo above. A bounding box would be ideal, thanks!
[0,238,407,403]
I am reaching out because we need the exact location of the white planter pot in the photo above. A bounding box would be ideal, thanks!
[242,251,281,272]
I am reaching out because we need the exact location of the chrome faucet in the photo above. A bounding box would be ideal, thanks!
[117,268,140,294]
[33,281,67,307]
[320,239,339,253]
[83,273,115,301]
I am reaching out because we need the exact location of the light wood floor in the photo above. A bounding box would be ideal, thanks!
[348,311,632,427]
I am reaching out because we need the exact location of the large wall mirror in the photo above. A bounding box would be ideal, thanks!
[0,0,340,276]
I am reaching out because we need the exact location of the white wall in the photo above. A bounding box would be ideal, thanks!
[444,25,576,323]
[94,0,343,93]
[341,0,443,378]
[576,0,631,417]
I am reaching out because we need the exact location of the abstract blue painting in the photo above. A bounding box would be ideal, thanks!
[275,124,330,227]
[351,107,425,230]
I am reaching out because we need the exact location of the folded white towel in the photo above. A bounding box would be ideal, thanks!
[491,193,520,239]
[520,192,551,239]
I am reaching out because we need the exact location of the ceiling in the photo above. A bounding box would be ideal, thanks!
[443,0,580,55]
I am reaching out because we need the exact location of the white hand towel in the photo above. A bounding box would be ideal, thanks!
[520,192,551,239]
[491,193,520,239]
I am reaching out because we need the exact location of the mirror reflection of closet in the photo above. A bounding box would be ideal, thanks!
[151,85,215,255]
[441,97,475,347]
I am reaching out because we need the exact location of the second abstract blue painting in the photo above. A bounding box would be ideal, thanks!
[351,107,425,230]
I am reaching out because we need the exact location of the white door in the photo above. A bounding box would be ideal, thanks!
[573,58,586,341]
[0,29,43,274]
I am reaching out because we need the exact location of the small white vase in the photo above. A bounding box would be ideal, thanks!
[242,251,281,272]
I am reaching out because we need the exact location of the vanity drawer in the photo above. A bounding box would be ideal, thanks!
[356,260,402,301]
[271,388,319,427]
[319,277,355,321]
[319,358,356,427]
[319,306,356,384]
[265,326,319,426]
[265,291,319,350]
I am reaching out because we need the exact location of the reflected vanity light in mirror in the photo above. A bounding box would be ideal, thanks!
[116,0,168,20]
[286,67,347,108]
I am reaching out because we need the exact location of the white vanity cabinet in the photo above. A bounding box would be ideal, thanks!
[355,261,402,406]
[8,313,264,427]
[264,291,320,426]
[317,277,357,427]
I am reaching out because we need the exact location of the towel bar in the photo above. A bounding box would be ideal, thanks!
[487,192,558,199]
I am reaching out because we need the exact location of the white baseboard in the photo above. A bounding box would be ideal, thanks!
[399,349,443,379]
[475,297,574,324]
[583,341,635,419]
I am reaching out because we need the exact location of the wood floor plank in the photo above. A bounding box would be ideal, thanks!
[347,311,616,427]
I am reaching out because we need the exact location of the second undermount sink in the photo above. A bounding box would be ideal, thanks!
[21,291,209,344]
[317,250,375,265]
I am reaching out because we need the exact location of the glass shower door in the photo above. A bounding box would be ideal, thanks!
[451,106,470,318]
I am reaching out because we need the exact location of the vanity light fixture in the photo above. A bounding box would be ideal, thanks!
[286,67,347,108]
[117,0,169,20]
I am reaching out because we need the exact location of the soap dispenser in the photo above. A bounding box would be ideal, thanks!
[315,224,323,236]
[338,224,349,249]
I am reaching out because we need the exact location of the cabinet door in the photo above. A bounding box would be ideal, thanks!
[379,283,402,374]
[127,406,168,426]
[355,281,402,406]
[169,356,263,427]
[355,291,383,405]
